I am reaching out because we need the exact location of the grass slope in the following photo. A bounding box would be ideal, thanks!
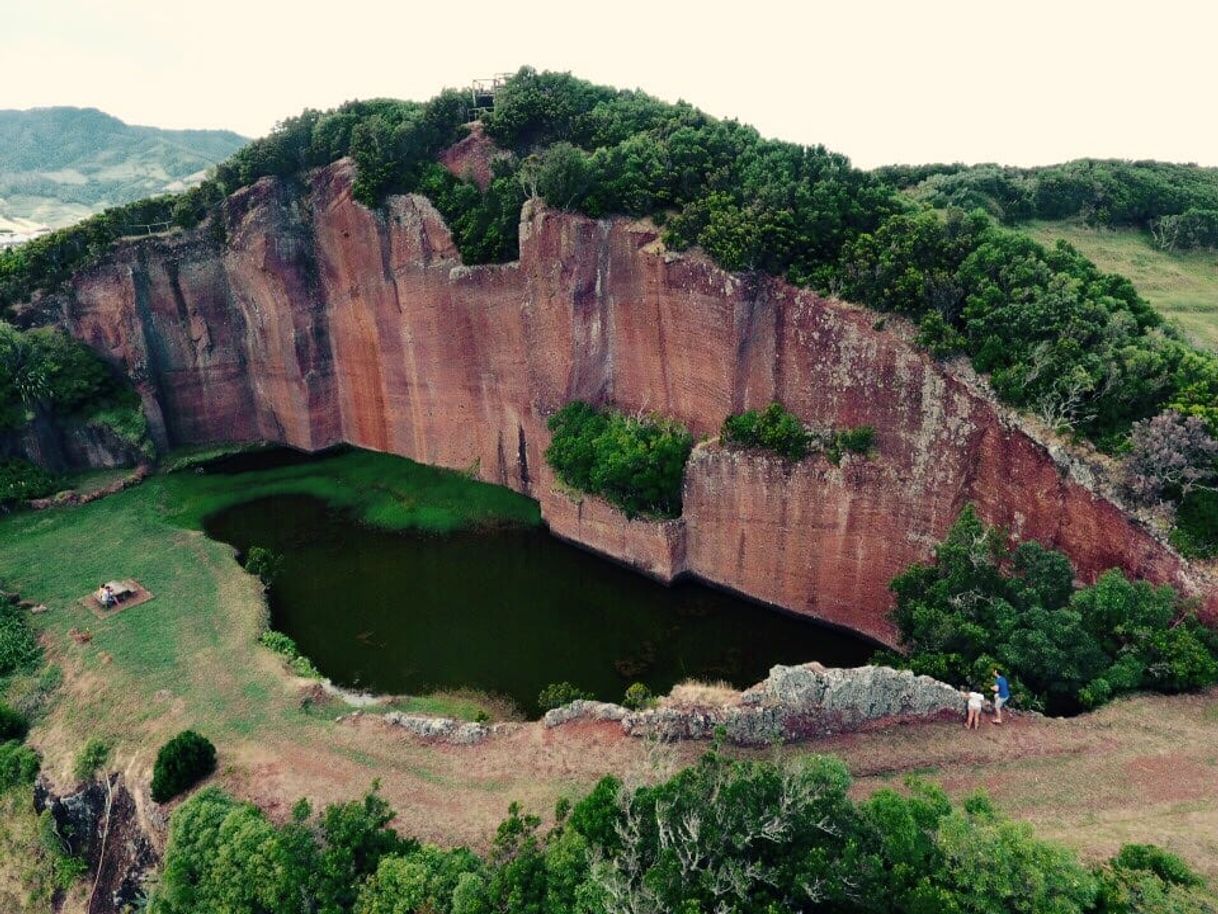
[1025,219,1218,351]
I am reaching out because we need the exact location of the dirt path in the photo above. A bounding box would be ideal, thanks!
[209,688,1218,878]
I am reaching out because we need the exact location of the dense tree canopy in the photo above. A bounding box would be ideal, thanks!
[2,67,1215,461]
[545,401,693,518]
[885,506,1218,713]
[147,750,1218,914]
[889,159,1218,247]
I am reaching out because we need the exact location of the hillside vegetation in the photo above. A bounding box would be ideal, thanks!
[1022,220,1218,352]
[2,69,1216,554]
[880,158,1218,249]
[0,107,245,229]
[3,73,1213,429]
[145,752,1218,914]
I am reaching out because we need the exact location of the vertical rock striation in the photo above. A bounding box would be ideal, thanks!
[52,159,1215,643]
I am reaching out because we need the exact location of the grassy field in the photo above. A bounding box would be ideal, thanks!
[1025,219,1218,351]
[1,446,1217,911]
[0,449,540,751]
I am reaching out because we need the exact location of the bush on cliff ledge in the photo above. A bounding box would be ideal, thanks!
[721,402,812,460]
[886,506,1218,713]
[0,321,150,456]
[545,401,693,518]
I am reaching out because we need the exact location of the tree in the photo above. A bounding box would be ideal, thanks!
[245,546,283,586]
[0,323,47,427]
[151,730,216,803]
[150,788,317,914]
[1124,410,1218,504]
[544,402,693,518]
[534,142,592,211]
[932,799,1098,914]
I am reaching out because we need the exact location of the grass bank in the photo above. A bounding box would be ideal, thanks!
[1025,219,1218,351]
[0,449,539,792]
[160,447,541,533]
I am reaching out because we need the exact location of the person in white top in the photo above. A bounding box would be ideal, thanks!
[962,689,985,730]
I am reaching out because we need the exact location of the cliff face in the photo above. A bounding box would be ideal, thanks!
[0,412,144,474]
[56,159,1215,644]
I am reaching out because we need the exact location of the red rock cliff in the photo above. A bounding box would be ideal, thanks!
[56,160,1215,644]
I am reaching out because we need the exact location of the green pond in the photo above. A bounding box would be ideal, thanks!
[200,449,874,716]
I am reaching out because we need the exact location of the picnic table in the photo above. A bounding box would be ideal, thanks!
[96,580,136,605]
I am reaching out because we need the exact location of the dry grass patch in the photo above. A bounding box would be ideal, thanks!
[662,678,740,708]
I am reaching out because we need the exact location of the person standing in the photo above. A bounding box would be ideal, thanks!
[962,689,984,730]
[992,668,1010,724]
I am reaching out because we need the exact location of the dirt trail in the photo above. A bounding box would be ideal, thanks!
[213,689,1218,877]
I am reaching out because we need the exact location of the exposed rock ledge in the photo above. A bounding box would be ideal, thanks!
[347,664,966,748]
[546,663,964,746]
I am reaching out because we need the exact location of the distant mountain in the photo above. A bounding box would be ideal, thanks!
[0,107,247,230]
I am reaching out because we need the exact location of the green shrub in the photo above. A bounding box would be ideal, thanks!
[258,630,322,680]
[0,739,40,790]
[0,603,40,677]
[0,458,58,504]
[36,808,90,891]
[1171,489,1218,558]
[720,402,811,460]
[1110,843,1204,887]
[289,655,321,679]
[537,682,594,712]
[150,730,216,803]
[245,546,283,586]
[258,629,299,657]
[889,506,1218,713]
[827,425,876,464]
[622,682,654,710]
[1096,842,1212,914]
[0,700,27,741]
[88,399,152,455]
[72,737,111,782]
[545,401,693,518]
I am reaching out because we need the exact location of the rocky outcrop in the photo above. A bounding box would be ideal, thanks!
[0,413,144,474]
[380,710,492,745]
[26,464,150,510]
[45,157,1216,642]
[543,663,965,746]
[437,123,503,191]
[34,775,158,914]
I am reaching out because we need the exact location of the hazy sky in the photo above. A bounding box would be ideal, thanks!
[3,0,1215,169]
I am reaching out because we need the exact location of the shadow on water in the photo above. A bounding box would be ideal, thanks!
[201,458,877,718]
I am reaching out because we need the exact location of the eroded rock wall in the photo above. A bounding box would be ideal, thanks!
[54,159,1215,643]
[0,413,145,474]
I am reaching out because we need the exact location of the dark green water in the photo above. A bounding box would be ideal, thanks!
[204,490,874,718]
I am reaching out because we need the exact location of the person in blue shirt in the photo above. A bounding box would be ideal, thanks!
[992,669,1010,724]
